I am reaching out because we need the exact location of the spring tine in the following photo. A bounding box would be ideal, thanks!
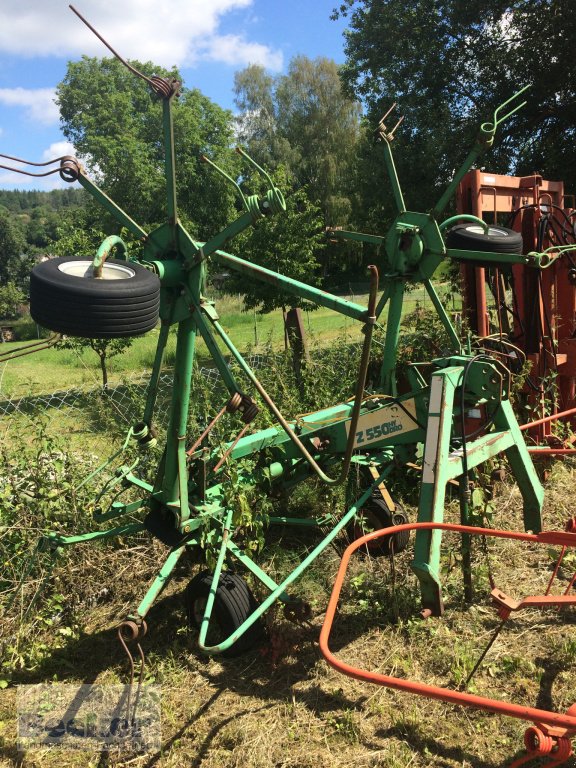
[388,115,405,139]
[131,641,146,725]
[378,102,398,126]
[117,626,135,727]
[69,5,178,98]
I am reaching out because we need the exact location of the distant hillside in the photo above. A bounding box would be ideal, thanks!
[0,188,86,214]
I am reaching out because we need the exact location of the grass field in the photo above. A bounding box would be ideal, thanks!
[0,285,455,398]
[1,467,575,768]
[2,285,574,768]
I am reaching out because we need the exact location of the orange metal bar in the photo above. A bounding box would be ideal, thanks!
[519,405,576,431]
[320,521,576,735]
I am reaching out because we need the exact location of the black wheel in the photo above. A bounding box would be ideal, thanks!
[185,570,264,657]
[446,223,523,255]
[348,497,410,556]
[30,257,160,339]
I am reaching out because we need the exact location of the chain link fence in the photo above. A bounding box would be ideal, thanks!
[0,352,278,429]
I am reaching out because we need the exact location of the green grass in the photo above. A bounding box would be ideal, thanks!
[0,285,455,398]
[1,281,574,768]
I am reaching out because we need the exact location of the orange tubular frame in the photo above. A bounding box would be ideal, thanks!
[320,522,576,764]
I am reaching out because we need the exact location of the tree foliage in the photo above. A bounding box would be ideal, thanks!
[230,168,326,314]
[0,213,29,287]
[334,0,576,220]
[57,57,240,240]
[57,336,132,390]
[0,283,25,320]
[234,56,362,226]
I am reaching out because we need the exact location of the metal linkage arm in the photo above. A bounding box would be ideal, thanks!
[208,266,379,487]
[74,169,149,240]
[215,249,368,322]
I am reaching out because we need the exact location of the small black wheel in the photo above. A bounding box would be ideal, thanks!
[30,257,160,339]
[348,497,410,556]
[185,570,264,657]
[446,223,523,255]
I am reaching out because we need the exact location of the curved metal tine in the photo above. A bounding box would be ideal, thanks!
[200,153,250,211]
[388,115,405,139]
[0,152,74,178]
[0,163,64,178]
[374,103,403,141]
[378,102,398,126]
[0,333,61,363]
[69,4,158,92]
[236,146,275,188]
[0,151,68,167]
[492,84,530,128]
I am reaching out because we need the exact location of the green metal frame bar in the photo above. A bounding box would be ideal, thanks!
[423,278,461,351]
[76,171,148,240]
[198,470,388,654]
[378,281,405,394]
[43,522,146,547]
[412,365,543,615]
[215,249,368,322]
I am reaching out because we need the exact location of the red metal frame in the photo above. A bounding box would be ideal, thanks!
[320,521,576,766]
[456,170,576,445]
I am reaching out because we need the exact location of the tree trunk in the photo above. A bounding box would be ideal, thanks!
[98,351,109,390]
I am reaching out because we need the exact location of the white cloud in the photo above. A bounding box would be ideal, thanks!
[42,141,77,163]
[0,88,59,125]
[0,1,283,71]
[202,35,283,69]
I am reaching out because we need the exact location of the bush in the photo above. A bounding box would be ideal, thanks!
[10,314,50,341]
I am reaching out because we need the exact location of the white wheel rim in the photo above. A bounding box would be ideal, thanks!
[58,260,136,280]
[465,225,509,238]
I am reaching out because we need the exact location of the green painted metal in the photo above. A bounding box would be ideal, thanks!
[198,473,387,654]
[431,86,529,218]
[24,61,550,649]
[135,543,187,620]
[92,235,128,277]
[215,249,369,322]
[438,214,488,234]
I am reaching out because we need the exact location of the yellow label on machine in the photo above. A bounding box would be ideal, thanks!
[346,399,419,448]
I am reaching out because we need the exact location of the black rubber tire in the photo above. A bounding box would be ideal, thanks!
[446,223,523,255]
[185,570,264,657]
[348,497,410,557]
[30,257,160,339]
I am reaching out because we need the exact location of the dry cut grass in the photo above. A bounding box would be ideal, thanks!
[1,463,576,768]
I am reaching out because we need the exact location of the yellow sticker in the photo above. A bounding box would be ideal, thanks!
[346,399,419,448]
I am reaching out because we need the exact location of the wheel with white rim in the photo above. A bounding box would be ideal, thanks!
[30,257,160,338]
[445,223,523,255]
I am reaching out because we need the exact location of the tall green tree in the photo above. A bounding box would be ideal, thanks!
[0,214,29,288]
[234,56,362,226]
[334,0,576,219]
[57,56,239,240]
[230,168,326,314]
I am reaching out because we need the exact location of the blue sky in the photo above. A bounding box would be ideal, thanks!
[0,1,350,191]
